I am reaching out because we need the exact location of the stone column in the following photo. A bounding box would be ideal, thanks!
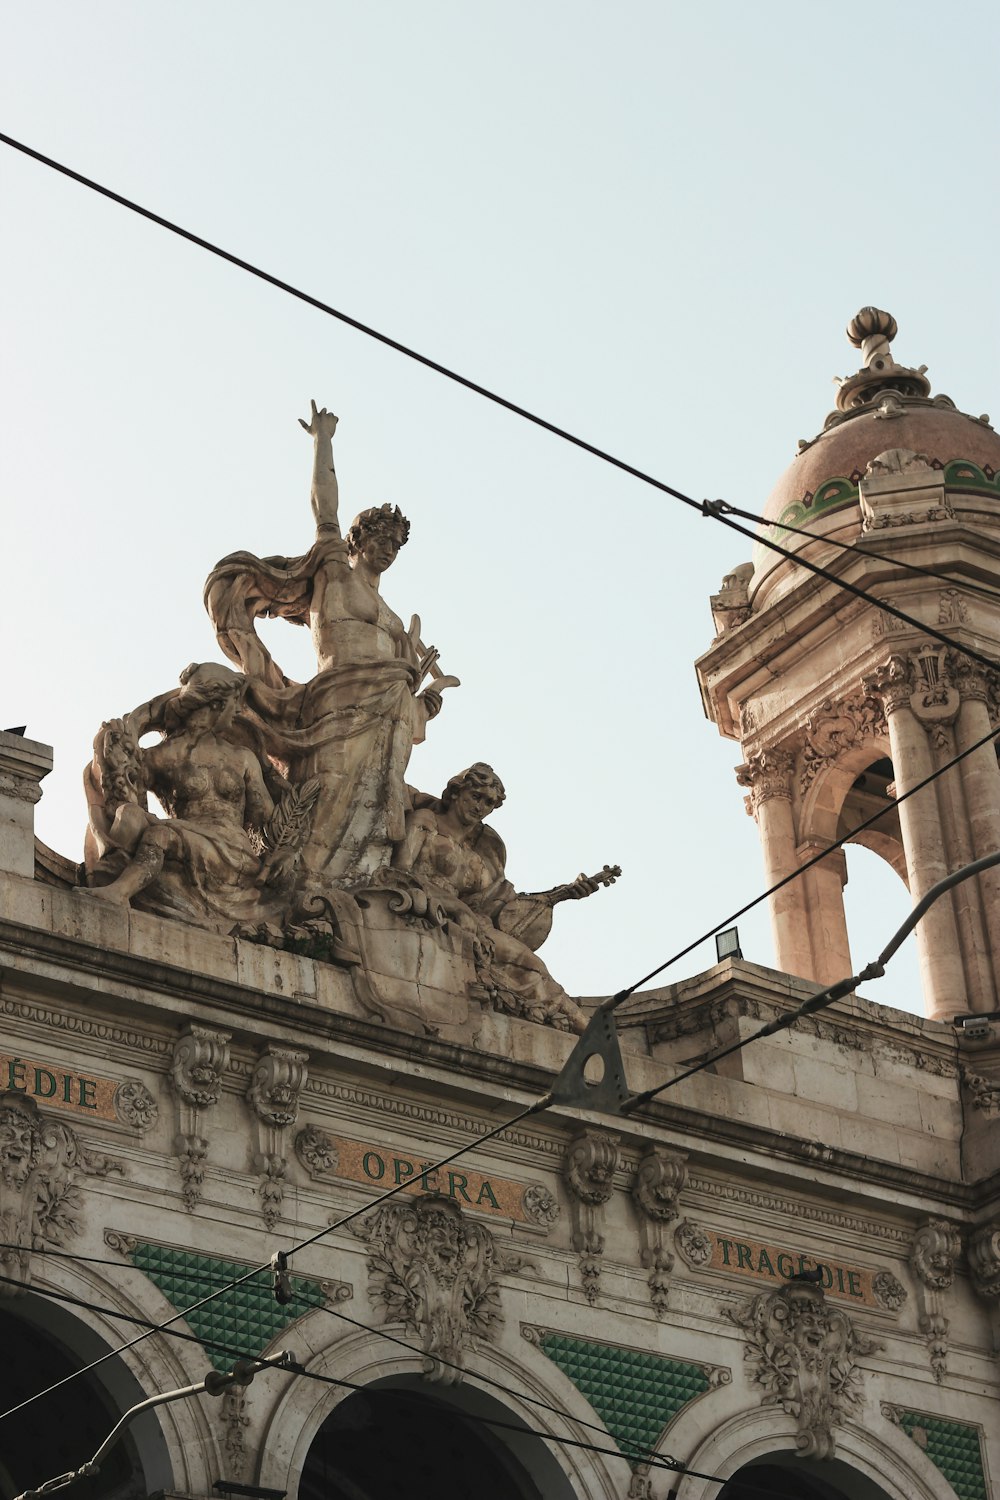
[954,667,1000,1001]
[737,750,814,981]
[797,840,852,987]
[0,732,53,878]
[865,658,964,1020]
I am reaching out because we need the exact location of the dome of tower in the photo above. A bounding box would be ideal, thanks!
[751,309,1000,605]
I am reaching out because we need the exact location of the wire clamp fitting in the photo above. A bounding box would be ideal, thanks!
[701,498,733,518]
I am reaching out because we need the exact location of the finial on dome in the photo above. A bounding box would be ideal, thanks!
[847,307,898,351]
[834,307,930,412]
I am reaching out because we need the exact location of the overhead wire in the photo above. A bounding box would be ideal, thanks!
[3,131,998,1490]
[0,1242,697,1462]
[0,1269,724,1485]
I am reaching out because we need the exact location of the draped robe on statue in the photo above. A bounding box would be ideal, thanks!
[204,536,433,889]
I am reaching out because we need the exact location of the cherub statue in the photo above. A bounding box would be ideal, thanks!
[391,763,620,1032]
[82,663,317,930]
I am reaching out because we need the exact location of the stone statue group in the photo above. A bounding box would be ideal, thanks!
[81,404,619,1035]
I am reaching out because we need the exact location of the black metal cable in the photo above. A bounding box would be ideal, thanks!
[738,503,1000,604]
[0,1101,543,1425]
[0,1242,692,1463]
[610,715,1000,1003]
[6,128,999,997]
[0,1270,707,1482]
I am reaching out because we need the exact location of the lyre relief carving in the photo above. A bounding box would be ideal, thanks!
[563,1130,618,1303]
[246,1047,308,1230]
[910,1218,961,1380]
[727,1281,882,1460]
[631,1147,686,1318]
[169,1025,231,1211]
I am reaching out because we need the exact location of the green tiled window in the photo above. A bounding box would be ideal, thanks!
[131,1241,326,1371]
[896,1410,987,1500]
[535,1331,710,1468]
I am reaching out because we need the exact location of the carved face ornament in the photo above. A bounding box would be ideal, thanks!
[0,1108,41,1188]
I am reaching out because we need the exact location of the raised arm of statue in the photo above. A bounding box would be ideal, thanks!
[298,400,341,538]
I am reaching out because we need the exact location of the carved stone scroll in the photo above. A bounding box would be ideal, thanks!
[631,1147,686,1318]
[563,1130,618,1304]
[726,1281,882,1459]
[910,1219,961,1381]
[350,1195,531,1383]
[969,1223,1000,1301]
[246,1046,308,1230]
[169,1025,231,1212]
[800,695,885,792]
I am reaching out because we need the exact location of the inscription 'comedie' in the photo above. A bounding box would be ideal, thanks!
[1,1052,118,1121]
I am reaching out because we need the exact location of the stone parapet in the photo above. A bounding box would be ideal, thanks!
[0,731,53,878]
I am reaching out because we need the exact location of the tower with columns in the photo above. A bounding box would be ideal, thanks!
[697,309,1000,1021]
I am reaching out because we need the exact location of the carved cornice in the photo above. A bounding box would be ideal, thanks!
[0,773,43,805]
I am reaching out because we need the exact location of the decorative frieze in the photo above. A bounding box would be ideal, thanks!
[631,1147,685,1318]
[169,1025,231,1212]
[247,1047,308,1230]
[727,1281,882,1460]
[351,1195,531,1382]
[563,1130,618,1304]
[910,1219,961,1381]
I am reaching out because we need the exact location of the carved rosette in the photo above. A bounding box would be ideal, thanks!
[247,1047,308,1230]
[350,1195,532,1383]
[910,1219,961,1381]
[169,1026,231,1212]
[631,1147,686,1318]
[563,1130,618,1304]
[800,695,886,792]
[726,1282,882,1460]
[0,1093,124,1293]
[521,1183,560,1229]
[294,1123,339,1177]
[674,1218,712,1269]
[736,749,795,816]
[969,1224,1000,1302]
[114,1079,158,1131]
[872,1271,908,1313]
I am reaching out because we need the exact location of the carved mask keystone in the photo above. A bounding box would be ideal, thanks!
[631,1147,686,1318]
[0,1091,124,1293]
[246,1046,308,1231]
[727,1281,883,1460]
[563,1129,618,1304]
[350,1195,532,1383]
[169,1026,231,1213]
[910,1218,961,1381]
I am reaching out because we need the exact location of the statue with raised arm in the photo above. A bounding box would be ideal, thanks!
[204,404,456,896]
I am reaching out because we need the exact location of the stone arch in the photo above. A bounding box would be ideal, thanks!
[667,1405,956,1500]
[799,739,905,884]
[18,1250,230,1496]
[256,1323,626,1499]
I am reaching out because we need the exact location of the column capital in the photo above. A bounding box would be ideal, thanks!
[863,655,912,714]
[736,748,795,809]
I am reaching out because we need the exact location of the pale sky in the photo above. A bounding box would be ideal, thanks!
[3,1,998,1016]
